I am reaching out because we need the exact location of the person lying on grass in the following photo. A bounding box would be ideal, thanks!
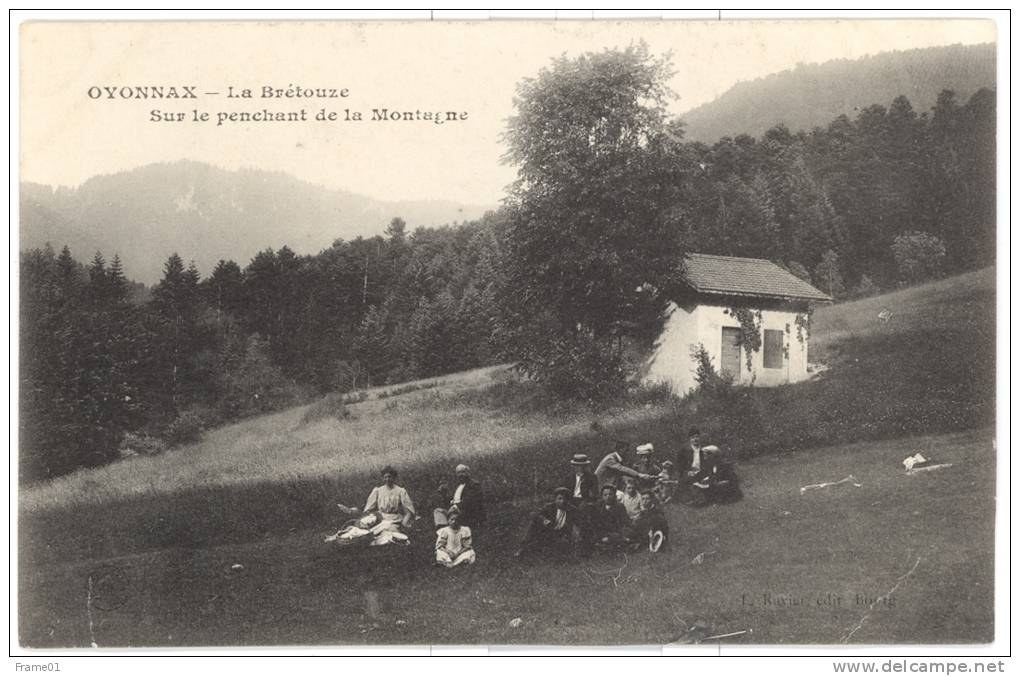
[514,487,576,557]
[434,507,476,568]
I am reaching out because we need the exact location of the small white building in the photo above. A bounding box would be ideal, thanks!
[644,253,831,395]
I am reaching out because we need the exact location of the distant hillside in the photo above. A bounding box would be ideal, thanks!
[680,43,995,142]
[20,161,494,284]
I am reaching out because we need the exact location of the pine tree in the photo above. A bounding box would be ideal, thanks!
[108,254,128,303]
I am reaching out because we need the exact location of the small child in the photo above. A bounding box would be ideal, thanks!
[656,460,679,504]
[434,507,476,567]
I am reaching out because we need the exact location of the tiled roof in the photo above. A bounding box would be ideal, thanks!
[681,253,832,302]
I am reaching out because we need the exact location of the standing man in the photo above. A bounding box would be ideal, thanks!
[434,463,486,531]
[595,441,654,490]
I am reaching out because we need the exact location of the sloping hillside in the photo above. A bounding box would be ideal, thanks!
[681,43,995,142]
[18,269,998,646]
[20,268,995,550]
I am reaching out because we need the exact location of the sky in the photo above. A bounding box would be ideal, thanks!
[19,19,995,206]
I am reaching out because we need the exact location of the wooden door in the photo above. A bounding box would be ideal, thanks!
[721,327,741,379]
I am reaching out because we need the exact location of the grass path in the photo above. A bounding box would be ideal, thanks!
[20,428,994,647]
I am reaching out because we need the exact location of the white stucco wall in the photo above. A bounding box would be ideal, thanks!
[644,300,810,396]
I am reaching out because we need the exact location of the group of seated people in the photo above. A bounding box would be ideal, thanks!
[329,463,486,568]
[515,444,674,558]
[328,427,737,567]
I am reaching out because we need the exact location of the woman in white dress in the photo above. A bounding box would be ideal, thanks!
[328,466,418,547]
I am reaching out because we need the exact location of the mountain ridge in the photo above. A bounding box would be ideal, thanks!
[20,160,495,284]
[679,43,996,142]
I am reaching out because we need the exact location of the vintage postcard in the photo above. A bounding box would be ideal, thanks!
[14,16,1002,656]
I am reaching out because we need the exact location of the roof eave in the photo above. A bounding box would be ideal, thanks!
[687,285,832,304]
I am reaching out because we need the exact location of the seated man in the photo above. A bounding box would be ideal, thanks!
[617,477,643,522]
[515,487,575,557]
[589,484,630,550]
[564,454,599,506]
[690,447,743,506]
[434,507,476,567]
[678,427,719,504]
[633,443,661,489]
[595,442,655,491]
[630,490,670,552]
[434,463,486,531]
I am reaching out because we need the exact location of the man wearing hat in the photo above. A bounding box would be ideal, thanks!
[434,463,486,531]
[594,441,655,490]
[563,453,599,506]
[633,443,661,489]
[514,487,576,557]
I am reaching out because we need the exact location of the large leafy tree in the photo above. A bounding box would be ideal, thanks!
[499,43,690,398]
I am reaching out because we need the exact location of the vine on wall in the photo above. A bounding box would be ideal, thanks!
[724,307,763,372]
[794,311,812,344]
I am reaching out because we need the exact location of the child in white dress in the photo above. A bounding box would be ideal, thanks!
[435,507,476,567]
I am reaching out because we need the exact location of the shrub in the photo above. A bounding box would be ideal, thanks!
[690,344,733,397]
[626,381,676,406]
[852,274,879,298]
[118,431,167,458]
[301,392,352,425]
[376,380,444,399]
[162,411,205,447]
[892,231,947,284]
[342,390,369,405]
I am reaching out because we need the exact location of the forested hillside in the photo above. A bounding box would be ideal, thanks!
[681,43,995,142]
[20,83,995,481]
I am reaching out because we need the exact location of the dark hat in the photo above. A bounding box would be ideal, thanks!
[601,483,618,493]
[688,427,701,438]
[570,453,591,466]
[553,487,573,498]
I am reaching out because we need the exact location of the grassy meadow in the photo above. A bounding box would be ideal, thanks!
[18,268,997,646]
